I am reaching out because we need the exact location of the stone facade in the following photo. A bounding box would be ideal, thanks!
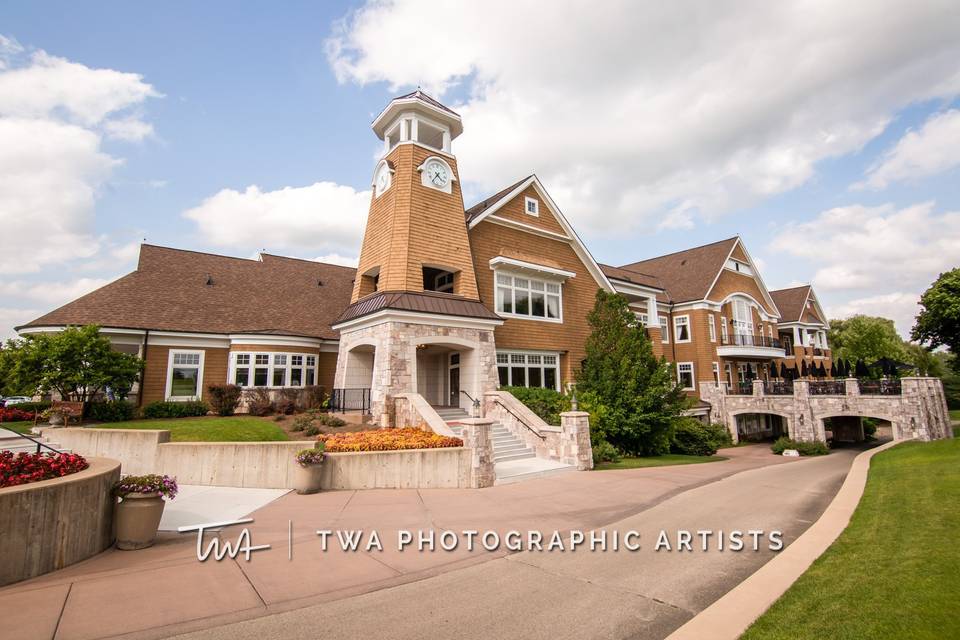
[335,319,499,426]
[559,411,594,470]
[457,418,495,488]
[700,376,953,444]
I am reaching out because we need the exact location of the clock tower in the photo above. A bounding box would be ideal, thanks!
[332,91,502,425]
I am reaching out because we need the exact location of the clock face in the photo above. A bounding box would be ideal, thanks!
[375,164,390,195]
[426,161,449,188]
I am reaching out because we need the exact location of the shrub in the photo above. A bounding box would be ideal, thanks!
[862,418,879,440]
[670,418,719,456]
[304,425,321,437]
[1,451,89,488]
[8,401,50,414]
[319,427,462,452]
[0,407,35,422]
[142,400,209,419]
[112,474,178,499]
[87,400,137,422]
[274,389,299,415]
[291,415,313,432]
[771,436,830,456]
[245,388,274,416]
[300,385,326,411]
[207,384,242,416]
[592,439,621,464]
[318,414,346,427]
[502,386,570,425]
[704,422,734,449]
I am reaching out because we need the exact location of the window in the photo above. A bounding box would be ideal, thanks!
[768,325,774,339]
[497,351,559,390]
[708,314,717,342]
[712,362,720,384]
[674,315,691,342]
[725,258,753,275]
[167,350,204,400]
[732,299,754,336]
[634,311,648,326]
[524,196,539,216]
[495,273,561,321]
[720,316,729,342]
[677,362,695,390]
[434,272,454,293]
[659,316,670,343]
[232,352,319,388]
[724,363,733,385]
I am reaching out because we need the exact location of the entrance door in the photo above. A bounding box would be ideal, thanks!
[448,353,460,406]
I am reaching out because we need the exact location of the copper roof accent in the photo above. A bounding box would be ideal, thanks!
[770,285,813,323]
[617,237,740,303]
[335,290,502,325]
[20,245,356,340]
[465,175,534,223]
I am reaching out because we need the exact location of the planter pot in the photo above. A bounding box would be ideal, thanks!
[115,492,165,550]
[294,462,323,494]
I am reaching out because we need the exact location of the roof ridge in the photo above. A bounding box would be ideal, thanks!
[464,175,535,218]
[259,253,358,271]
[770,283,812,293]
[620,236,740,267]
[140,243,261,263]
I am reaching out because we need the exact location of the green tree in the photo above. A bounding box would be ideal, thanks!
[1,325,143,403]
[912,268,960,372]
[827,315,907,363]
[903,343,945,377]
[576,290,688,456]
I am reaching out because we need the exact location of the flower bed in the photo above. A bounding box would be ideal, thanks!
[0,407,36,422]
[0,451,90,488]
[318,427,462,452]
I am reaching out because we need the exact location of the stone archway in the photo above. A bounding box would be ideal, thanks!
[729,409,793,443]
[411,335,482,410]
[816,411,901,442]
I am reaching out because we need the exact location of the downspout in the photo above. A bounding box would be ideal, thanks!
[137,329,149,409]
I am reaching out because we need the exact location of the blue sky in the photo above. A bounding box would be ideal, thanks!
[2,1,959,339]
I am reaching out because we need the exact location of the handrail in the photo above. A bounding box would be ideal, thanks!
[459,389,476,403]
[492,398,546,440]
[0,425,64,455]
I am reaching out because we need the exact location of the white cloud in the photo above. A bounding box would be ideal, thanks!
[0,39,159,275]
[0,277,111,305]
[855,108,960,190]
[315,253,359,268]
[771,201,960,336]
[327,1,960,231]
[183,182,370,256]
[0,307,39,341]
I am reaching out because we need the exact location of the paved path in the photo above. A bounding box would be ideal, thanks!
[0,445,856,640]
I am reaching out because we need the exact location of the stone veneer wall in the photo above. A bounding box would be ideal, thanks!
[335,320,499,426]
[700,377,952,444]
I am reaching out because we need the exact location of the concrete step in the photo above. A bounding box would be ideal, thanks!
[494,459,577,485]
[493,449,536,463]
[493,443,530,455]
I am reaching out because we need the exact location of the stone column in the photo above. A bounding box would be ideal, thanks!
[844,377,859,396]
[791,380,817,442]
[457,418,495,488]
[753,379,765,397]
[560,411,593,470]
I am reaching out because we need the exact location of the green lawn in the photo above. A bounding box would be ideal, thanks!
[95,416,290,442]
[949,409,959,422]
[595,454,727,470]
[0,421,34,435]
[741,436,960,640]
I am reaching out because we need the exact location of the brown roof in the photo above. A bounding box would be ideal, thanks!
[391,90,459,117]
[617,237,739,303]
[770,285,812,323]
[20,245,357,340]
[599,264,666,292]
[465,176,533,223]
[335,290,501,325]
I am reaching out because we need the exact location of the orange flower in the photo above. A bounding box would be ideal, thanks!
[320,428,463,452]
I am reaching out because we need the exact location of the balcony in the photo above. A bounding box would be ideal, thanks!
[716,334,786,359]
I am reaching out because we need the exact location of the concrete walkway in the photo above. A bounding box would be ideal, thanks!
[0,445,856,640]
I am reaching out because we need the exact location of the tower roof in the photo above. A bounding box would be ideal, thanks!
[371,89,463,140]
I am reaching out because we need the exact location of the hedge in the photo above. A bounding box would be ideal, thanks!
[771,436,830,456]
[142,400,210,419]
[87,400,137,422]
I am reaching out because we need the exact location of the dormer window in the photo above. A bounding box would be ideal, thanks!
[725,258,752,275]
[524,196,540,216]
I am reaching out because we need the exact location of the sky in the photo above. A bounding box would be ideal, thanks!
[1,0,959,340]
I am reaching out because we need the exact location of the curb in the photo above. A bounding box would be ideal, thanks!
[666,439,902,640]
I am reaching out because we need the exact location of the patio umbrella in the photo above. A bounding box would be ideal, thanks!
[779,362,790,379]
[818,362,827,378]
[855,358,870,378]
[800,360,809,378]
[830,361,838,378]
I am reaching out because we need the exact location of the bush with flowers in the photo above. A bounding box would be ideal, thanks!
[0,450,89,488]
[318,428,463,452]
[0,407,36,422]
[111,474,178,500]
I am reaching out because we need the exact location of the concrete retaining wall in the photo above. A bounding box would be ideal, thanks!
[157,442,315,488]
[0,457,120,587]
[320,447,472,489]
[41,427,170,475]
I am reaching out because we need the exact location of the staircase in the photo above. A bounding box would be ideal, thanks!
[436,406,538,464]
[0,428,69,455]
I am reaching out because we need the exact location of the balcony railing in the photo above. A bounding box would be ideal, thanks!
[720,334,782,349]
[764,380,794,396]
[728,382,754,395]
[330,388,371,413]
[808,380,846,396]
[858,379,902,396]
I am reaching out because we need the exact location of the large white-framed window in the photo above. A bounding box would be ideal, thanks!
[496,351,560,390]
[720,316,729,342]
[524,196,540,217]
[659,316,670,343]
[633,310,649,326]
[677,362,695,391]
[724,362,733,385]
[495,272,562,322]
[732,299,754,337]
[674,315,691,343]
[712,362,720,384]
[166,350,205,400]
[708,314,717,342]
[231,352,318,388]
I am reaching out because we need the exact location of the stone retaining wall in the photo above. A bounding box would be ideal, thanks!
[0,457,120,586]
[320,447,473,489]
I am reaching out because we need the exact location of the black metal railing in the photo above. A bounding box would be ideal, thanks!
[858,379,902,396]
[808,380,845,396]
[729,382,754,395]
[0,425,64,455]
[329,388,371,414]
[492,398,545,439]
[764,380,794,395]
[720,334,783,349]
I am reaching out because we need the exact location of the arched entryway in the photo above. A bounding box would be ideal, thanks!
[412,336,480,411]
[730,411,791,443]
[819,413,899,443]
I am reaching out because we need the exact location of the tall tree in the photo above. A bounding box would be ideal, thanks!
[576,290,688,456]
[903,343,945,377]
[912,268,960,372]
[827,315,907,364]
[2,325,143,403]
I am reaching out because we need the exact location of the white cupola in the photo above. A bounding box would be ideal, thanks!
[371,90,463,156]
